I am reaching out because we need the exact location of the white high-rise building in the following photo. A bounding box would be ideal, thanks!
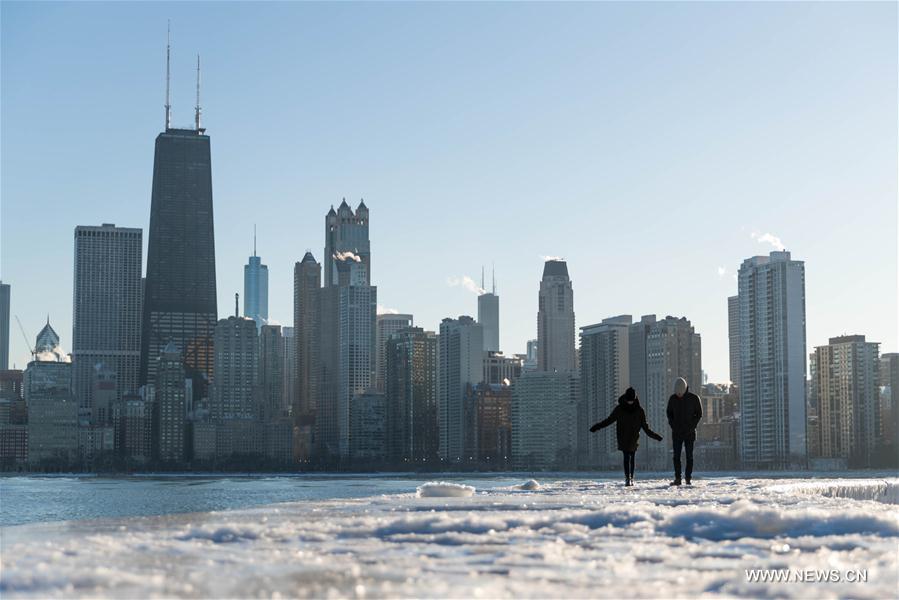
[333,254,377,459]
[72,224,142,412]
[578,316,632,468]
[811,335,880,467]
[738,251,807,468]
[538,260,576,372]
[437,316,483,462]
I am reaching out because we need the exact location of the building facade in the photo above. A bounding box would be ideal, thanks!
[511,371,578,470]
[293,252,321,458]
[464,381,512,468]
[25,357,77,466]
[727,295,740,385]
[477,279,500,353]
[350,390,387,462]
[483,351,523,386]
[72,224,142,413]
[579,316,632,468]
[738,251,807,468]
[375,313,413,392]
[154,342,187,463]
[319,249,377,460]
[811,335,880,467]
[259,324,285,421]
[629,315,702,468]
[385,327,438,465]
[437,316,484,462]
[324,199,370,287]
[882,353,899,462]
[140,127,217,390]
[211,315,259,420]
[25,323,78,465]
[244,232,269,330]
[280,327,295,420]
[0,281,9,370]
[537,260,576,372]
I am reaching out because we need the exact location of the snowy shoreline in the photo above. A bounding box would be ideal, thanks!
[2,477,897,598]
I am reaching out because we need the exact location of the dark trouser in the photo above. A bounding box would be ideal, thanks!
[672,437,694,480]
[622,451,636,479]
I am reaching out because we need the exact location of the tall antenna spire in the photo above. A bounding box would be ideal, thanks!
[235,293,239,318]
[165,20,171,130]
[253,224,257,257]
[194,54,202,131]
[481,265,485,291]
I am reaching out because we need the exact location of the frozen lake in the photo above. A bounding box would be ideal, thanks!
[1,474,897,598]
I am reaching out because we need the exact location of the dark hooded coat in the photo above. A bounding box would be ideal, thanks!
[666,387,703,441]
[590,391,662,452]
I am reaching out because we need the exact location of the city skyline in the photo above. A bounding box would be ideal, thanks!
[2,2,897,382]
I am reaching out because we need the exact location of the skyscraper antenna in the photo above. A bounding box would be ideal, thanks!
[195,54,202,131]
[235,292,239,318]
[165,20,171,130]
[481,265,485,291]
[253,224,257,257]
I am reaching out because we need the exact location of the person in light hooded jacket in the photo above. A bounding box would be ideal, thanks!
[589,387,663,486]
[666,377,703,486]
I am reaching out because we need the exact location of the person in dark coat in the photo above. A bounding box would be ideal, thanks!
[589,387,663,486]
[666,377,703,486]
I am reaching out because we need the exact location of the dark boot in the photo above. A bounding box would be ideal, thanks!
[685,477,692,485]
[669,478,682,486]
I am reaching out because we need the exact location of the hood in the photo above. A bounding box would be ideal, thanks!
[618,388,640,411]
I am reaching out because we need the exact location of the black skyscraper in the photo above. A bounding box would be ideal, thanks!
[140,41,216,388]
[139,126,217,388]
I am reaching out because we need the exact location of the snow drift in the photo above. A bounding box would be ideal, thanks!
[416,482,475,498]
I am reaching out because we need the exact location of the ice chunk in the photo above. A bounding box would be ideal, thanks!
[770,479,899,504]
[519,479,541,490]
[177,526,259,543]
[416,482,475,497]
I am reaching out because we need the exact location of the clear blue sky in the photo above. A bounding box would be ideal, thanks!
[2,2,896,382]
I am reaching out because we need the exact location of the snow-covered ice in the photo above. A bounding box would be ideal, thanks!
[1,477,897,598]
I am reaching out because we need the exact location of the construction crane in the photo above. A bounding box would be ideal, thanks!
[14,315,35,359]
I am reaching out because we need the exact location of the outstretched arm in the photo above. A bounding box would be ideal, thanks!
[590,408,618,432]
[641,410,663,441]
